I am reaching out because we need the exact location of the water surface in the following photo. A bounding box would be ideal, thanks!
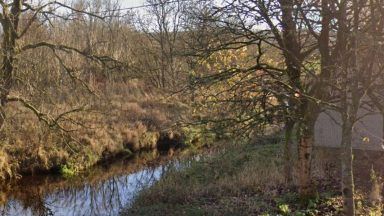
[0,158,176,216]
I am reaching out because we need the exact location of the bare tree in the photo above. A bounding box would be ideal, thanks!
[0,0,120,132]
[133,0,187,90]
[184,0,328,198]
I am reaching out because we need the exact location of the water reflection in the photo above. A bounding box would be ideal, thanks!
[0,159,175,216]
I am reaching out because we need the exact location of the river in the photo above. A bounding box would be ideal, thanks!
[0,156,185,216]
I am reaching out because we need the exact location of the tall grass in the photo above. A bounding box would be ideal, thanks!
[0,79,189,179]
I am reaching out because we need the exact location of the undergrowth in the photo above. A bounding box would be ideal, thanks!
[124,140,383,216]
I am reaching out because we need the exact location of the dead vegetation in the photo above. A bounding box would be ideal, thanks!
[0,79,192,179]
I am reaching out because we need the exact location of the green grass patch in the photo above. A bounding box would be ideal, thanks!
[125,141,286,215]
[124,139,382,216]
[59,164,77,178]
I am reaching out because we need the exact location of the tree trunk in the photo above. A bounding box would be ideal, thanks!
[340,1,358,214]
[0,23,15,130]
[297,118,315,199]
[341,117,355,216]
[284,118,294,184]
[0,1,22,130]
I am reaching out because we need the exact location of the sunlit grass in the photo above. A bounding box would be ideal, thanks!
[125,139,383,215]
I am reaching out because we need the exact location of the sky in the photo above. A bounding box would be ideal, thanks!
[121,0,146,8]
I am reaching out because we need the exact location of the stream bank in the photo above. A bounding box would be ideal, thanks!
[0,149,201,216]
[125,140,384,216]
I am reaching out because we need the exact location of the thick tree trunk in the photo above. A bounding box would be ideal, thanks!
[284,118,294,184]
[297,113,316,201]
[0,23,15,130]
[341,117,355,216]
[296,98,319,200]
[298,125,314,199]
[0,0,22,130]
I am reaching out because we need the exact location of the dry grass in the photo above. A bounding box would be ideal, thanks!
[0,79,189,178]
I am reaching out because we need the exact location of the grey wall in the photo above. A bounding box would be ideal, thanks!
[315,107,383,150]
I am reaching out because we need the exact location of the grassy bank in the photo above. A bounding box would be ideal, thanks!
[0,80,206,179]
[125,138,382,216]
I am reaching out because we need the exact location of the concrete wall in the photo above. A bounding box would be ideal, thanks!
[315,107,383,150]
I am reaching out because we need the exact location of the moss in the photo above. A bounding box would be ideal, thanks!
[59,164,76,178]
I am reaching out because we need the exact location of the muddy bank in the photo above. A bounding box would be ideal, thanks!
[15,129,187,178]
